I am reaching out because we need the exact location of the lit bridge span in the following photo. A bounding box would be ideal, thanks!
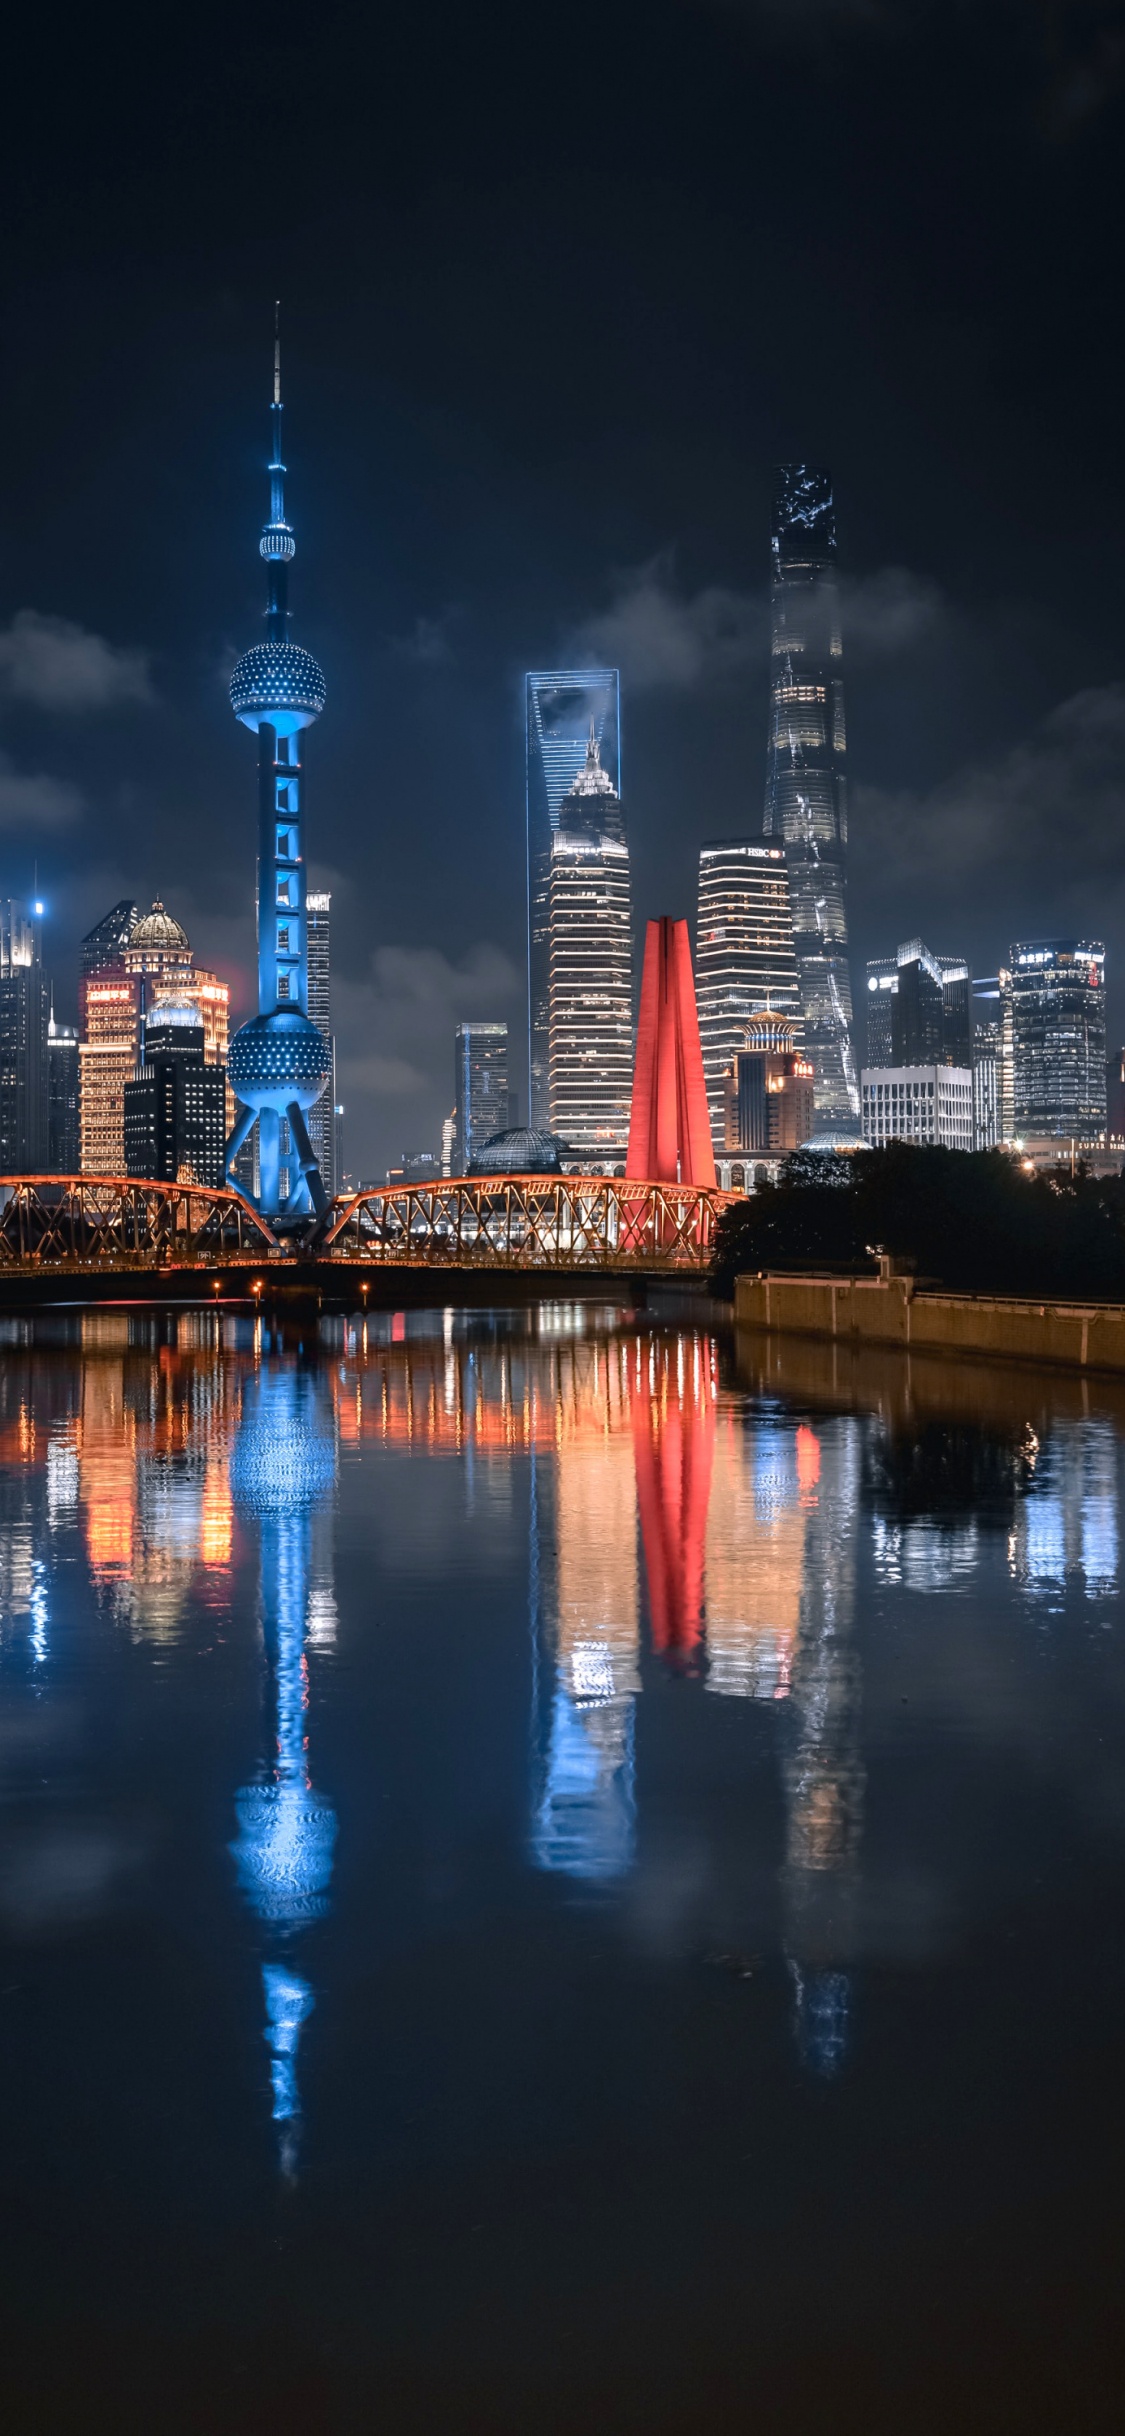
[0,1175,735,1280]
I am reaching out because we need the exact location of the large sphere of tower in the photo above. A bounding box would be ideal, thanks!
[227,1006,332,1116]
[229,641,326,736]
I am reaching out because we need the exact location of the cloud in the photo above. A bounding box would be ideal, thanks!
[573,555,943,691]
[853,682,1125,918]
[573,555,765,691]
[389,610,458,668]
[0,752,83,828]
[0,610,153,711]
[335,942,523,1158]
[840,566,945,659]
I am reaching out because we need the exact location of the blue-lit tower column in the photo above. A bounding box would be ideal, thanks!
[225,323,331,1221]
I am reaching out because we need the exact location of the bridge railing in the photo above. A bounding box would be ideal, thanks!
[0,1178,278,1265]
[322,1176,735,1269]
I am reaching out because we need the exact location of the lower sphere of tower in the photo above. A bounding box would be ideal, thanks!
[228,1008,331,1114]
[229,640,326,734]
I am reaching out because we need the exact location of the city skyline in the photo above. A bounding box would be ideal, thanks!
[3,2,1125,1179]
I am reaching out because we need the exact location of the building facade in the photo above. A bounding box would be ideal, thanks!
[47,1013,80,1172]
[866,940,971,1071]
[526,670,619,1130]
[123,1006,227,1186]
[696,838,802,1152]
[80,898,229,1175]
[454,1022,509,1171]
[764,466,858,1127]
[723,1014,814,1155]
[81,900,137,982]
[972,1018,1001,1150]
[1010,939,1106,1142]
[548,732,633,1170]
[305,890,336,1198]
[861,1066,974,1151]
[0,900,48,1172]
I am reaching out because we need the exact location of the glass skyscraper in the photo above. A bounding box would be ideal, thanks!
[454,1021,509,1171]
[1010,939,1107,1141]
[695,838,802,1153]
[0,900,48,1173]
[764,467,858,1127]
[526,670,619,1129]
[548,732,633,1168]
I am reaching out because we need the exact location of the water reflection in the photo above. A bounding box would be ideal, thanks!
[230,1358,339,2173]
[1,1306,1125,2140]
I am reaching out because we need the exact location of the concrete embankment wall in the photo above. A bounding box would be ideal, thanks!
[734,1271,1125,1374]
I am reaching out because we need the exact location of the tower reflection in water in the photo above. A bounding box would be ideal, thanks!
[229,1356,338,2172]
[522,1318,862,2069]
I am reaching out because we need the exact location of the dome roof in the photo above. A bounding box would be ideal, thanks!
[227,1007,332,1114]
[798,1130,865,1153]
[128,899,190,953]
[230,640,326,735]
[468,1127,565,1177]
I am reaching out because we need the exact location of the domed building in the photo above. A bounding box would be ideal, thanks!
[468,1127,565,1178]
[125,899,192,972]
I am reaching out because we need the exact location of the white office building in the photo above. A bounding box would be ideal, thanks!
[860,1065,974,1152]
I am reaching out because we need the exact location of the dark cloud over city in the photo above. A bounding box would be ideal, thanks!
[2,0,1125,1173]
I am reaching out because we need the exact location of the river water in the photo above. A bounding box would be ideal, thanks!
[0,1303,1123,2431]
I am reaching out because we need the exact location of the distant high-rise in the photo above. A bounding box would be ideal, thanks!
[47,1012,80,1173]
[79,897,228,1176]
[123,1005,227,1186]
[81,899,137,981]
[0,900,48,1172]
[454,1022,509,1171]
[972,1018,1001,1150]
[548,731,633,1170]
[526,670,619,1129]
[1010,939,1107,1142]
[723,1014,814,1155]
[696,839,801,1152]
[866,942,971,1071]
[305,892,336,1198]
[764,467,857,1125]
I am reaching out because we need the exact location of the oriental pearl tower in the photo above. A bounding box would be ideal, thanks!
[224,313,331,1222]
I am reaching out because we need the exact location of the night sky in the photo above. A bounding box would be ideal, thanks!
[4,0,1125,1177]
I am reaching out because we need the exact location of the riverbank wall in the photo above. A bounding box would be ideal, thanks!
[733,1271,1125,1374]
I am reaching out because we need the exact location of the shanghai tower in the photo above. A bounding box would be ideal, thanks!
[764,466,858,1127]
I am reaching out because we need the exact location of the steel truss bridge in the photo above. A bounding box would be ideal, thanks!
[0,1175,734,1278]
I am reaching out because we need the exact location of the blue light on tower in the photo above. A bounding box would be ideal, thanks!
[224,310,331,1223]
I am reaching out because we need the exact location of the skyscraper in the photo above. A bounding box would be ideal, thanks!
[47,1011,79,1173]
[548,731,633,1169]
[305,891,336,1198]
[81,900,137,981]
[526,670,619,1129]
[723,1014,815,1155]
[696,839,802,1152]
[79,898,229,1175]
[764,466,858,1126]
[0,900,48,1172]
[224,322,331,1221]
[1010,939,1107,1143]
[123,1005,227,1186]
[454,1022,508,1170]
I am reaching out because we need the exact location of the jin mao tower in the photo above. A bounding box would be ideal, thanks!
[764,467,858,1127]
[225,319,331,1221]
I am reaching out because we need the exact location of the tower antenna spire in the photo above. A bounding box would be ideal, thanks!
[274,299,281,406]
